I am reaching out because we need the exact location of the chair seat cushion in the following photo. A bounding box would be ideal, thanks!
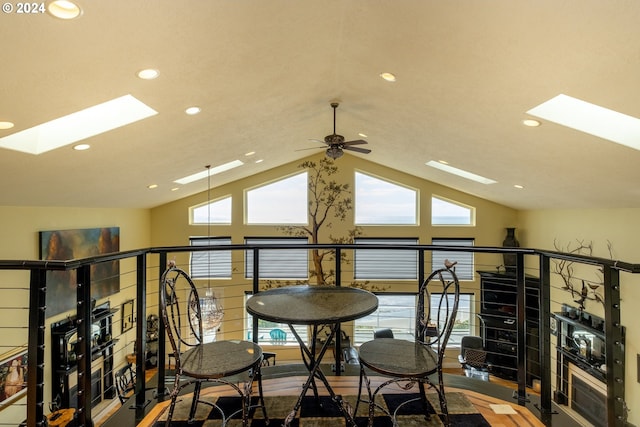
[180,340,262,379]
[358,338,438,377]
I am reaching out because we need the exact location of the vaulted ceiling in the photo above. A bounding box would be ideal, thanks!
[2,1,640,210]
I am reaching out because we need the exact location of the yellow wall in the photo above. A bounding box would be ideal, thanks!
[150,153,518,361]
[520,208,640,425]
[5,157,637,424]
[0,206,150,420]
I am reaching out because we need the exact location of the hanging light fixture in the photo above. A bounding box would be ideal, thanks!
[199,165,224,341]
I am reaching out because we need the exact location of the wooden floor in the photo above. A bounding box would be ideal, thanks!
[126,369,545,427]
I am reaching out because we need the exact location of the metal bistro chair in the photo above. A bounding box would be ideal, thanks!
[160,264,268,427]
[356,261,460,427]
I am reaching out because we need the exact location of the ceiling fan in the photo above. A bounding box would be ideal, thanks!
[307,102,371,159]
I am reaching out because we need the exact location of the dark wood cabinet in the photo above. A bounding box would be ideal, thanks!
[477,271,540,385]
[51,302,118,408]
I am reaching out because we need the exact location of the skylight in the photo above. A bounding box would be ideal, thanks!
[527,94,640,151]
[426,161,497,184]
[174,160,244,184]
[0,94,157,155]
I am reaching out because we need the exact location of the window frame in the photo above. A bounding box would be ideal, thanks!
[354,171,418,225]
[245,171,308,225]
[431,195,475,226]
[190,195,232,225]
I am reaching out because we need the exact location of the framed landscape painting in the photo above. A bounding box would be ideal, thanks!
[39,227,120,317]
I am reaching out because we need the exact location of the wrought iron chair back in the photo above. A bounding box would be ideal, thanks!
[159,263,268,427]
[355,261,460,427]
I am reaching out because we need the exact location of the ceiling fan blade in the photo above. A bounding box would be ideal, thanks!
[343,146,371,154]
[309,138,330,146]
[343,139,368,146]
[296,146,326,152]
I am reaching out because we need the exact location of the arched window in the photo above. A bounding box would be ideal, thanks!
[190,196,232,224]
[431,196,474,226]
[355,171,417,225]
[245,172,308,224]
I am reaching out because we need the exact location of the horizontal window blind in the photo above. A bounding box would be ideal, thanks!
[245,237,308,279]
[431,238,474,280]
[354,238,418,280]
[190,237,232,279]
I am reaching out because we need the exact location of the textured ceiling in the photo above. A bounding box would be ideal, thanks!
[2,1,640,210]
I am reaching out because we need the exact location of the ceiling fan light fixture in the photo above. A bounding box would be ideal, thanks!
[326,146,343,159]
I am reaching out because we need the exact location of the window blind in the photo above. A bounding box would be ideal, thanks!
[190,237,232,279]
[354,238,418,280]
[245,237,308,279]
[431,238,474,280]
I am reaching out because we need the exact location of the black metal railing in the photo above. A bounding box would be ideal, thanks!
[0,243,634,427]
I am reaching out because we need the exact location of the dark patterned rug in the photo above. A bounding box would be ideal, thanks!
[154,391,490,426]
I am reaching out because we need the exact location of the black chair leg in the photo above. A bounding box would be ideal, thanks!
[188,381,202,422]
[256,368,269,423]
[419,381,430,422]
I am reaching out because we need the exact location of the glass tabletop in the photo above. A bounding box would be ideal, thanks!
[246,285,378,325]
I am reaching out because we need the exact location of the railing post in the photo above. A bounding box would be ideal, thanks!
[537,255,554,423]
[135,253,148,411]
[76,265,93,426]
[252,248,260,343]
[156,252,167,399]
[515,252,527,406]
[334,247,342,375]
[26,268,47,427]
[603,265,626,426]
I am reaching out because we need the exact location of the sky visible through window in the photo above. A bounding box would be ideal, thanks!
[355,172,417,224]
[192,197,232,224]
[246,172,308,224]
[431,196,473,225]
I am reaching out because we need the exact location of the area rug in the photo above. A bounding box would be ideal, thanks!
[154,391,490,426]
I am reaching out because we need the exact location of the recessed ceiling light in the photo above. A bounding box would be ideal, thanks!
[0,94,157,155]
[522,119,541,127]
[358,133,368,138]
[380,72,397,82]
[171,187,180,192]
[514,184,524,189]
[438,160,449,165]
[0,121,14,130]
[73,144,90,151]
[137,69,159,80]
[185,106,201,115]
[527,94,640,151]
[174,160,244,184]
[47,0,82,19]
[245,151,256,156]
[148,184,158,189]
[255,159,264,164]
[426,160,497,185]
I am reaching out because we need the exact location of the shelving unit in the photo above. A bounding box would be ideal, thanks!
[51,303,118,408]
[553,306,609,397]
[551,305,621,427]
[477,271,540,385]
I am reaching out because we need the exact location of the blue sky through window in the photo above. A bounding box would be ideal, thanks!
[355,172,417,224]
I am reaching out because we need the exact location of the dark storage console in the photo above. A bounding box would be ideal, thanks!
[551,305,621,427]
[51,302,118,408]
[477,271,540,385]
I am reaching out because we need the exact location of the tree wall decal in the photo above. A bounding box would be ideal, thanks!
[277,157,364,286]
